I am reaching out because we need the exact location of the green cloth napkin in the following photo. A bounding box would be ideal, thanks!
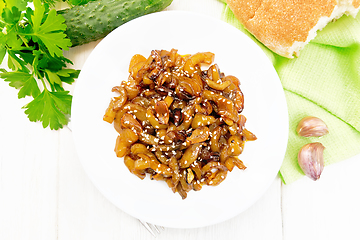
[221,4,360,184]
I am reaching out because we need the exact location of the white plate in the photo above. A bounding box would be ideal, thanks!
[71,11,288,229]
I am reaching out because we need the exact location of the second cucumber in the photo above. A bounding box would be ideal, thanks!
[59,0,173,47]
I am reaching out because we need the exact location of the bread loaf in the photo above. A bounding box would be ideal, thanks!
[226,0,360,58]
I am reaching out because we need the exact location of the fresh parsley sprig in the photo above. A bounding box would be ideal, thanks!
[0,0,80,130]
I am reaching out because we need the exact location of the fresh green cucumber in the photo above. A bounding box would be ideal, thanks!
[58,0,173,47]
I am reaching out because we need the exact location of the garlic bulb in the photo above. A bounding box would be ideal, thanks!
[296,116,329,137]
[298,142,325,181]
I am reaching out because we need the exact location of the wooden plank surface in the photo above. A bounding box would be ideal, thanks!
[0,0,359,239]
[282,155,360,240]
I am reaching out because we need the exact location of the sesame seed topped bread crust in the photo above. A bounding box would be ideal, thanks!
[226,0,360,58]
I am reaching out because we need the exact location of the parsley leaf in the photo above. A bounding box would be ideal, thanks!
[2,6,22,24]
[24,89,72,130]
[0,45,6,64]
[31,0,71,57]
[0,0,80,130]
[0,70,41,98]
[57,69,80,84]
[5,0,27,12]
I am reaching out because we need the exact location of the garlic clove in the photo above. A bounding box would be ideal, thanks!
[298,142,325,181]
[296,116,329,137]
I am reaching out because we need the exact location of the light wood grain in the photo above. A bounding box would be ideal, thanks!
[282,155,360,240]
[0,81,58,240]
[1,0,359,239]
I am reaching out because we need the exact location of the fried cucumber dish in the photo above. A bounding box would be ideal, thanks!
[103,49,257,199]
